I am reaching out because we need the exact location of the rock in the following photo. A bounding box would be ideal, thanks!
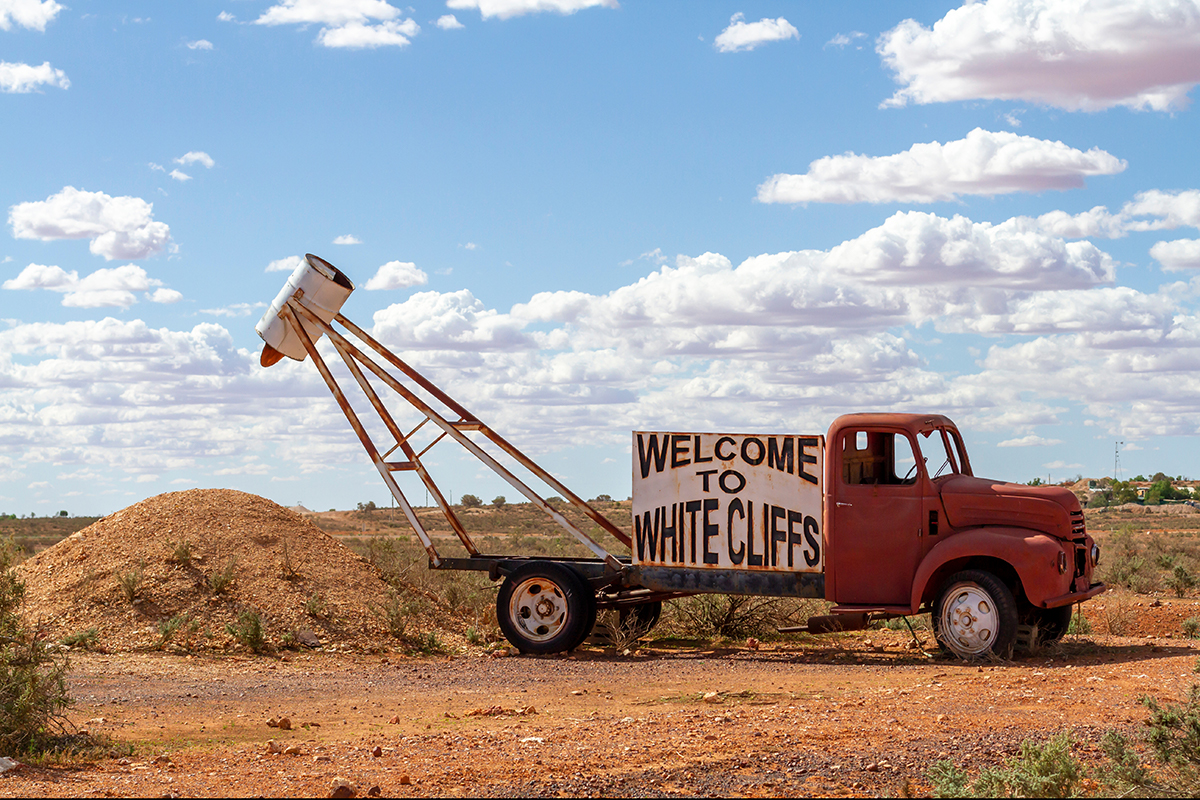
[284,745,303,756]
[330,777,356,798]
[0,757,21,774]
[277,716,292,731]
[314,754,332,763]
[746,637,760,650]
[266,740,282,754]
[371,745,382,758]
[367,787,381,798]
[866,762,879,772]
[936,714,946,723]
[388,715,400,724]
[702,691,720,703]
[297,629,322,648]
[398,775,412,786]
[267,717,279,728]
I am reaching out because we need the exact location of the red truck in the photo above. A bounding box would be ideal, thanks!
[258,254,1106,662]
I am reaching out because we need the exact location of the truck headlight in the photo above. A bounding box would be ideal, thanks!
[1092,544,1100,566]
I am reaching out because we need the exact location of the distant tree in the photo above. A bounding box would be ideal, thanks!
[1087,493,1110,509]
[1152,471,1170,483]
[460,494,482,508]
[491,496,506,508]
[57,511,67,517]
[1110,480,1140,505]
[1027,478,1043,486]
[590,494,613,503]
[1133,474,1147,482]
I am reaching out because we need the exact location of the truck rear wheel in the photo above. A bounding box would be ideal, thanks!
[933,570,1018,660]
[497,562,594,654]
[1029,605,1073,643]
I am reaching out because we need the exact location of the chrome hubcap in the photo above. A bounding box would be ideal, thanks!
[509,578,568,642]
[940,583,998,657]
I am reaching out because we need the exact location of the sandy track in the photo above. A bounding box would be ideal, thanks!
[2,631,1196,797]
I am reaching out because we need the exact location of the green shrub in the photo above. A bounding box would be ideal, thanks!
[460,494,482,508]
[1169,565,1197,598]
[60,628,98,651]
[167,539,192,566]
[1184,617,1200,639]
[491,496,506,508]
[115,561,145,603]
[225,609,266,653]
[0,537,73,753]
[207,557,237,595]
[304,592,326,619]
[927,733,1081,798]
[1067,612,1093,635]
[155,613,194,650]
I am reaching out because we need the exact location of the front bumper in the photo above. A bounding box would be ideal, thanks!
[1042,581,1106,609]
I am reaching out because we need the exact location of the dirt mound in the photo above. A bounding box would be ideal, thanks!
[17,489,397,653]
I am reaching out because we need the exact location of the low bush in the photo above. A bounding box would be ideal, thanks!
[207,557,237,595]
[60,628,98,651]
[115,561,145,603]
[225,609,267,653]
[927,733,1082,798]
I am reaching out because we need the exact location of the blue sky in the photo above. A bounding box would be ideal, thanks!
[4,0,1200,515]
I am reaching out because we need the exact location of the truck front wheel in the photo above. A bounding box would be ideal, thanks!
[933,570,1018,660]
[497,562,595,654]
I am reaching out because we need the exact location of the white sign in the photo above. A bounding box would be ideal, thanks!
[631,432,825,572]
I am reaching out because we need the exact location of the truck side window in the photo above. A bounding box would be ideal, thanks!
[842,431,918,486]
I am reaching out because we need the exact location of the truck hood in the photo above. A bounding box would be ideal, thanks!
[939,475,1082,539]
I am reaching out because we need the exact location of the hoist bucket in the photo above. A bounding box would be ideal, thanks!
[256,253,355,367]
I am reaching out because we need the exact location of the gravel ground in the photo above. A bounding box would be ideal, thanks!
[2,630,1195,797]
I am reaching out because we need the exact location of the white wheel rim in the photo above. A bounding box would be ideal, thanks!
[508,577,569,643]
[940,583,999,657]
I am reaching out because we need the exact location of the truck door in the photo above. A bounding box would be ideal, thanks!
[830,428,924,606]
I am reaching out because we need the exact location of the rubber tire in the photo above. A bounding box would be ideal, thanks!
[932,570,1018,661]
[497,562,592,655]
[618,601,663,638]
[568,582,599,652]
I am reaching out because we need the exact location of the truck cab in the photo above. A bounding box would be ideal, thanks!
[825,413,1104,658]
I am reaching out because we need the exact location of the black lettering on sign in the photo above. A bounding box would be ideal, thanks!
[768,437,794,474]
[803,515,821,567]
[787,509,803,568]
[694,435,713,463]
[745,501,762,567]
[726,498,746,565]
[798,436,819,485]
[718,469,746,494]
[715,436,737,461]
[770,505,786,567]
[702,498,719,565]
[696,469,718,492]
[634,508,660,562]
[662,503,678,562]
[685,500,702,564]
[670,434,691,469]
[637,433,669,479]
[741,437,765,466]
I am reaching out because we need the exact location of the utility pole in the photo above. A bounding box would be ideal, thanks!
[1114,441,1124,481]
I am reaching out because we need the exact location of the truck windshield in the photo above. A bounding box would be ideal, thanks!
[920,427,969,479]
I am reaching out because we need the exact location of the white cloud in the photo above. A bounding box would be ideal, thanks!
[363,261,429,290]
[997,434,1065,447]
[463,242,478,250]
[3,262,173,309]
[317,18,418,48]
[757,128,1125,205]
[148,288,183,304]
[446,0,617,20]
[1123,189,1200,231]
[826,31,865,49]
[0,60,68,93]
[168,169,192,182]
[256,0,418,48]
[373,289,531,350]
[0,0,62,32]
[266,255,305,273]
[333,234,362,245]
[878,0,1200,111]
[187,39,214,50]
[175,151,215,168]
[1151,239,1200,271]
[200,302,267,317]
[714,13,798,53]
[436,14,464,30]
[217,11,235,22]
[8,186,171,260]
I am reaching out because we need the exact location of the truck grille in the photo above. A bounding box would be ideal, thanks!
[1070,509,1086,537]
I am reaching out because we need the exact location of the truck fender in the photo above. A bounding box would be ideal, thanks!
[909,527,1071,613]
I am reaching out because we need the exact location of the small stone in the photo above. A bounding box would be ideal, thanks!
[267,718,279,728]
[297,629,322,648]
[371,746,382,758]
[398,775,412,786]
[277,716,292,731]
[284,745,303,756]
[0,757,21,774]
[314,754,332,763]
[936,714,946,723]
[866,762,879,772]
[702,691,720,703]
[571,690,584,696]
[266,740,283,755]
[388,715,400,724]
[330,777,356,799]
[746,637,760,650]
[367,787,381,798]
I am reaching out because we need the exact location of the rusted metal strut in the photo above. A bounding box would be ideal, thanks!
[277,295,627,571]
